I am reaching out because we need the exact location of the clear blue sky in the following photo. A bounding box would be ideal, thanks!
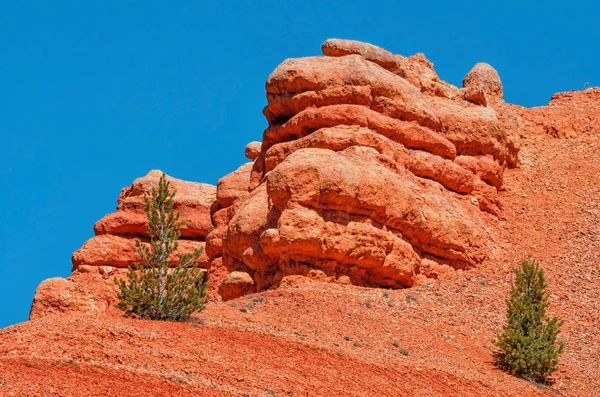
[0,1,597,328]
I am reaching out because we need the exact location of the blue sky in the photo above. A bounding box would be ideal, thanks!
[0,1,597,327]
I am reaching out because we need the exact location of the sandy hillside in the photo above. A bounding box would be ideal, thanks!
[2,133,599,397]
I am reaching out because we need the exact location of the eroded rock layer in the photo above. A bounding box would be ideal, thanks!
[210,39,523,296]
[38,38,600,315]
[30,171,217,318]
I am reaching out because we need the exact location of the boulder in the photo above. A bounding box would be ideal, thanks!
[29,270,121,319]
[31,170,218,318]
[221,39,524,292]
[216,163,253,208]
[266,148,488,268]
[218,271,255,301]
[245,141,262,160]
[463,63,503,100]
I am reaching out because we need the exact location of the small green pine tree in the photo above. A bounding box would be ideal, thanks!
[494,256,564,383]
[115,173,208,321]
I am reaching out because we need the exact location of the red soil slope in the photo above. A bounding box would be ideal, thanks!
[2,132,599,396]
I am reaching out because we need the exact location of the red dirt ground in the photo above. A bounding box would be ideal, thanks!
[1,133,599,396]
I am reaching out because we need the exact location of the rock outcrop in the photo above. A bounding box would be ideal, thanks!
[30,171,216,319]
[211,39,521,297]
[38,38,600,315]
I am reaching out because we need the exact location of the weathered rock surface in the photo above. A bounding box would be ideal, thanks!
[462,63,503,100]
[215,163,252,208]
[245,141,262,160]
[29,267,123,320]
[32,38,600,315]
[204,162,255,300]
[218,271,255,301]
[30,277,93,319]
[94,170,216,239]
[217,38,522,293]
[72,235,210,269]
[515,88,600,138]
[30,171,216,317]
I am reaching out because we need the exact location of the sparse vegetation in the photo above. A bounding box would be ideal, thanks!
[54,358,80,370]
[169,375,186,384]
[392,341,409,356]
[471,277,488,286]
[67,359,80,370]
[405,294,417,304]
[494,256,564,383]
[115,173,208,321]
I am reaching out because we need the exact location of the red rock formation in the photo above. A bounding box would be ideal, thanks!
[215,38,522,296]
[72,235,209,269]
[218,271,255,301]
[29,268,121,320]
[30,171,217,318]
[37,38,599,312]
[245,141,262,160]
[94,170,216,239]
[202,162,256,299]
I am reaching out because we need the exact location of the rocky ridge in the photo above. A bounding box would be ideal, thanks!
[514,88,600,138]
